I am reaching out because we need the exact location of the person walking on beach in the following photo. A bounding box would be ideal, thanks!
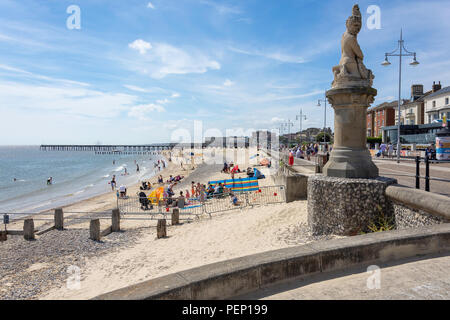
[136,164,140,173]
[47,177,53,185]
[111,175,117,190]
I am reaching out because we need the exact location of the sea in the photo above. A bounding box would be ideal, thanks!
[0,146,163,217]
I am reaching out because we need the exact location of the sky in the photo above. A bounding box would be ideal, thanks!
[0,0,449,145]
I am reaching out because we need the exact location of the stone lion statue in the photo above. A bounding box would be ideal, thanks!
[332,4,374,88]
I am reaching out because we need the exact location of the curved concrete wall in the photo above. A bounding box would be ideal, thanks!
[94,224,450,300]
[386,185,450,221]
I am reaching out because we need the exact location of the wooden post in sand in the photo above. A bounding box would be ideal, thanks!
[112,209,120,232]
[0,231,7,242]
[54,208,64,230]
[23,219,35,241]
[90,219,101,241]
[157,219,167,238]
[171,209,180,226]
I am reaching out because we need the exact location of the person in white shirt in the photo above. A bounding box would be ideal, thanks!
[388,143,394,158]
[119,185,127,198]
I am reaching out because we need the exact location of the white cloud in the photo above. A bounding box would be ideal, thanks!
[200,0,242,15]
[171,92,180,98]
[147,2,155,9]
[128,104,165,120]
[129,39,152,55]
[123,84,149,93]
[223,79,234,87]
[127,42,220,78]
[0,81,136,118]
[271,117,285,123]
[156,98,169,105]
[0,64,90,87]
[229,47,306,64]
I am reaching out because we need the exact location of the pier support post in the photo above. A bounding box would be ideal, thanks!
[157,219,167,239]
[90,219,101,241]
[55,208,64,230]
[112,209,120,232]
[172,209,180,226]
[23,219,35,241]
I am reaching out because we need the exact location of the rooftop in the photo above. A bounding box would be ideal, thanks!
[426,86,450,99]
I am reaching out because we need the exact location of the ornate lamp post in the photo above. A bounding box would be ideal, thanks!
[296,109,307,144]
[317,95,327,145]
[382,29,419,163]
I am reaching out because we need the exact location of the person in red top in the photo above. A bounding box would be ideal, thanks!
[288,151,294,166]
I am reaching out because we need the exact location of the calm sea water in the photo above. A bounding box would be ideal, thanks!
[0,146,162,216]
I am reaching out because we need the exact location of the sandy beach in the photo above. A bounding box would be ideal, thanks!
[0,147,340,300]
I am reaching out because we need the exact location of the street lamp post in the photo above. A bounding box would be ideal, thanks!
[285,120,293,147]
[317,94,327,146]
[296,109,307,145]
[382,29,419,163]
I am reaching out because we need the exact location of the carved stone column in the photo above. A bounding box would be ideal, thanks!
[323,86,379,178]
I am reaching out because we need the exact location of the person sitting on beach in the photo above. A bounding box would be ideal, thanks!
[167,185,175,197]
[191,181,196,197]
[119,185,127,198]
[206,184,215,197]
[222,162,228,173]
[230,193,241,206]
[138,191,151,210]
[158,175,163,184]
[177,191,185,209]
[214,183,224,195]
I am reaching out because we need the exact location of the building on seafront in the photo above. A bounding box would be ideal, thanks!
[395,84,433,126]
[424,82,450,124]
[367,82,450,145]
[204,136,250,148]
[366,101,397,137]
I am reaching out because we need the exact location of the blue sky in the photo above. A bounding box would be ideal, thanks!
[0,0,449,145]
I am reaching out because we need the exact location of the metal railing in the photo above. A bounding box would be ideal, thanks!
[380,156,450,192]
[117,185,286,217]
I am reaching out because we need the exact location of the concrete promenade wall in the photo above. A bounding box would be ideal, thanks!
[94,224,450,300]
[386,185,450,229]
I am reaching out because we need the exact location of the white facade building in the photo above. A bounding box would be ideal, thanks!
[424,82,450,124]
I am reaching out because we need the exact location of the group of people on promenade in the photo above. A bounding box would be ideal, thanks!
[287,143,329,165]
[377,143,395,159]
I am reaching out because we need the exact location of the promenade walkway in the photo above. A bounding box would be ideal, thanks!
[237,253,450,300]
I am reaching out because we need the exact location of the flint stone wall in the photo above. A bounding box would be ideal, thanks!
[386,185,450,230]
[307,175,397,236]
[392,201,446,230]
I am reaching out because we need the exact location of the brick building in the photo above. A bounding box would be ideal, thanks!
[367,101,397,137]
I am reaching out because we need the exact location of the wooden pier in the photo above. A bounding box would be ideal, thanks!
[39,143,205,154]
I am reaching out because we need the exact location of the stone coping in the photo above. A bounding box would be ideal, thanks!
[93,224,450,300]
[386,185,450,221]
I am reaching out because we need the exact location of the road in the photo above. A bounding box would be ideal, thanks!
[372,158,450,197]
[303,154,450,197]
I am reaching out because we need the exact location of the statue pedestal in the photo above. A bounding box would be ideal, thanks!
[323,86,378,178]
[307,175,397,236]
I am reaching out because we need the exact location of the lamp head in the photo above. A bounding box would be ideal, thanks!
[381,56,391,66]
[410,55,419,66]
